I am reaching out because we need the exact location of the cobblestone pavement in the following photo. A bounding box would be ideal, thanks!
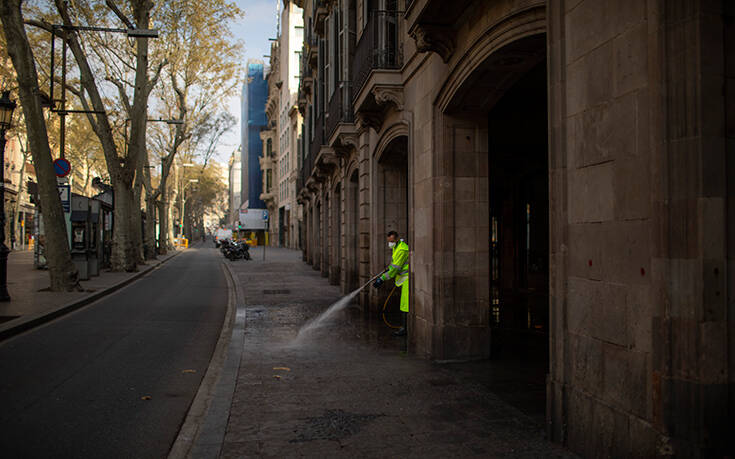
[222,247,574,458]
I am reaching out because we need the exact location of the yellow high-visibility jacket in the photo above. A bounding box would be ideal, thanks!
[382,240,409,312]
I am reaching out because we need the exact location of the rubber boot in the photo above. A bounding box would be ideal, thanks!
[393,312,407,336]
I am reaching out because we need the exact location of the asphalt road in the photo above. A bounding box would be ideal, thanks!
[0,246,229,459]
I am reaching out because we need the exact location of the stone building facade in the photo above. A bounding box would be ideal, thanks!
[259,2,304,248]
[294,0,733,456]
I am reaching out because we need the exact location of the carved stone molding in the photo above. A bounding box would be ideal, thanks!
[315,148,338,174]
[355,112,383,133]
[410,24,455,63]
[372,86,404,111]
[306,177,320,193]
[334,132,359,157]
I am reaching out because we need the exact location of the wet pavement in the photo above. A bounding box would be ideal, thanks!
[219,247,574,458]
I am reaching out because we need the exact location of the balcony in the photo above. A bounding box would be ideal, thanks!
[314,0,328,35]
[325,81,354,141]
[299,113,323,195]
[306,32,318,69]
[352,10,403,101]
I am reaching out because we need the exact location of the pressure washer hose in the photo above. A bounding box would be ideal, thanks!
[381,285,400,329]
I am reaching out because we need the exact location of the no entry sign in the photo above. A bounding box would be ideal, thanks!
[54,158,71,178]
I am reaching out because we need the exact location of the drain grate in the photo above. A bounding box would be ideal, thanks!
[263,289,291,295]
[290,409,383,443]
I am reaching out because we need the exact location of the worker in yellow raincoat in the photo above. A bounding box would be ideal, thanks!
[373,230,409,336]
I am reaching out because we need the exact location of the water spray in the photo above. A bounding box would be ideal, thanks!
[293,268,389,341]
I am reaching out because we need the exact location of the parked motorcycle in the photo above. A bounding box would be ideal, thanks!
[220,239,251,261]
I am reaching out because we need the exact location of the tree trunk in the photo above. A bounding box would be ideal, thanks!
[111,176,137,271]
[167,196,176,249]
[144,193,157,260]
[156,171,168,254]
[131,172,144,263]
[0,0,79,291]
[54,0,156,272]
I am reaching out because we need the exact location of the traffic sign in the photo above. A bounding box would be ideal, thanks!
[262,210,269,220]
[54,158,71,178]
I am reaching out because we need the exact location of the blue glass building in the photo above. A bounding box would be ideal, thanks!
[240,59,268,210]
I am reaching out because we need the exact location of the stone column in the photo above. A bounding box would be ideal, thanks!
[357,120,372,306]
[321,188,329,278]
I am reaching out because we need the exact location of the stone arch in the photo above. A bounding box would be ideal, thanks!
[417,20,548,364]
[435,5,546,114]
[370,124,410,313]
[373,121,410,162]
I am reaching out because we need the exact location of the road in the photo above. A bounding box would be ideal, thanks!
[0,246,228,458]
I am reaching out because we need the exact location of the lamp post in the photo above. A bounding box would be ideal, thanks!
[48,25,159,159]
[0,91,17,301]
[180,178,198,241]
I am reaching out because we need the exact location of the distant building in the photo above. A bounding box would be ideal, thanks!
[227,152,241,227]
[240,60,268,210]
[259,0,303,248]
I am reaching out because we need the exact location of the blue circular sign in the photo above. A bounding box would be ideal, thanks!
[54,158,71,178]
[262,210,269,220]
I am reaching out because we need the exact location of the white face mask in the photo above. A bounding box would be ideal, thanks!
[388,241,396,248]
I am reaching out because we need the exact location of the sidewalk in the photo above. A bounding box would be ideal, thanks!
[214,247,574,458]
[0,245,189,341]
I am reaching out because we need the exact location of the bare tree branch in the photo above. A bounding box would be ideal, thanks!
[106,76,132,114]
[105,0,135,29]
[147,58,168,94]
[23,19,54,34]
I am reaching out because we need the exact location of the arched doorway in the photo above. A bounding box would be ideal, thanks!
[433,32,548,419]
[374,134,408,314]
[488,60,548,360]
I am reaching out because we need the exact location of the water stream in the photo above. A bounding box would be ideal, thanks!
[293,276,377,343]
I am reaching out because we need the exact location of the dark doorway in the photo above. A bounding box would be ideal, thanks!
[376,136,408,313]
[488,61,549,364]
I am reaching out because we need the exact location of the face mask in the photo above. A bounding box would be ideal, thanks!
[388,241,396,248]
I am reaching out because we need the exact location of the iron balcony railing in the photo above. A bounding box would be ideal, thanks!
[325,81,354,140]
[352,10,403,101]
[301,113,323,189]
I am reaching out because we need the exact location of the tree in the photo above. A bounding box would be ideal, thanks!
[145,0,242,255]
[181,161,226,240]
[51,0,163,271]
[0,0,79,291]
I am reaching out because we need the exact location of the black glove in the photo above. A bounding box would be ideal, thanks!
[373,277,384,289]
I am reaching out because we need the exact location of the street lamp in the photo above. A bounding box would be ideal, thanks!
[0,91,17,301]
[48,24,159,159]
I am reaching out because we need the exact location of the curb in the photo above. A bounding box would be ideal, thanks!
[0,249,184,343]
[168,261,243,459]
